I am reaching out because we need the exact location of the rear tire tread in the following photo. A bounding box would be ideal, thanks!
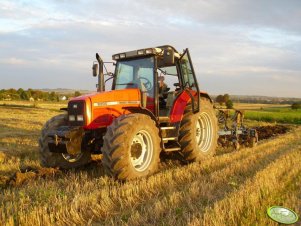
[179,98,218,162]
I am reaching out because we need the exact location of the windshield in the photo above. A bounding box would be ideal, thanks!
[113,57,155,112]
[114,57,154,91]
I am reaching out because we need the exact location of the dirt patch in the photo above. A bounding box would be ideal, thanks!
[255,125,290,140]
[0,167,62,188]
[0,160,104,189]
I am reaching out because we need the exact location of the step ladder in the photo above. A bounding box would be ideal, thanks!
[160,125,181,152]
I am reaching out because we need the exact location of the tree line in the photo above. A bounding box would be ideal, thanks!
[214,93,301,110]
[215,93,233,109]
[0,88,82,101]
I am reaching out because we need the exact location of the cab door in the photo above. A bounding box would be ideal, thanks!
[179,48,200,113]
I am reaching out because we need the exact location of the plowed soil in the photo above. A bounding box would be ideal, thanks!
[255,125,290,140]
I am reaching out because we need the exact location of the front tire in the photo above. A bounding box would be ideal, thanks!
[179,97,218,162]
[102,114,161,180]
[39,114,91,169]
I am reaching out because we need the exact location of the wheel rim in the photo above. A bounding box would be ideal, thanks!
[130,130,153,172]
[62,153,83,163]
[196,112,213,153]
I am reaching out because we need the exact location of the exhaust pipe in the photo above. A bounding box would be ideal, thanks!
[96,53,105,92]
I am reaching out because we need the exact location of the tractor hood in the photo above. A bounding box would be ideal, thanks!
[71,88,141,106]
[69,89,142,129]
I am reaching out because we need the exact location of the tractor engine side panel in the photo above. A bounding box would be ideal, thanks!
[85,89,142,129]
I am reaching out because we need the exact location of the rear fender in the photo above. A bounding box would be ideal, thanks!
[169,91,191,123]
[169,91,212,123]
[200,91,213,103]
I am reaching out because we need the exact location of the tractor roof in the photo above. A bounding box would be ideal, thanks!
[112,45,181,61]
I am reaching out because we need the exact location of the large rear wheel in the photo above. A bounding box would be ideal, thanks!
[179,97,218,162]
[39,114,91,169]
[102,114,161,180]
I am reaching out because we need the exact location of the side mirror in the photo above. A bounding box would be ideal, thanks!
[163,47,175,66]
[92,63,98,77]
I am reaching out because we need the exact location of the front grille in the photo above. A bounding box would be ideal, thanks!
[68,100,86,126]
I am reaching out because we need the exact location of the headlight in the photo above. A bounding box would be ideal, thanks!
[119,53,126,58]
[69,115,75,121]
[77,115,84,121]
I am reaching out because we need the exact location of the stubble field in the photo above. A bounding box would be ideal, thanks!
[0,102,300,225]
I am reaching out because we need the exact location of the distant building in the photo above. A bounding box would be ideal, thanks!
[29,97,34,102]
[3,94,11,101]
[60,96,67,101]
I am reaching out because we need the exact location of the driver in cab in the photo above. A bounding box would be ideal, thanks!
[158,75,169,108]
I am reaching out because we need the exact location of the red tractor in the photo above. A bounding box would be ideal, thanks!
[39,45,218,180]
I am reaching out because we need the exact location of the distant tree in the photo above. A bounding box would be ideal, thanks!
[216,95,224,105]
[17,88,24,95]
[226,100,233,109]
[216,94,232,106]
[27,88,33,97]
[0,92,7,100]
[8,88,17,94]
[30,90,44,100]
[42,92,49,101]
[20,91,29,100]
[74,91,81,97]
[223,94,230,103]
[7,88,20,100]
[291,103,301,110]
[49,92,57,101]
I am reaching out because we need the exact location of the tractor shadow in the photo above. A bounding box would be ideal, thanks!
[71,153,185,179]
[73,158,106,178]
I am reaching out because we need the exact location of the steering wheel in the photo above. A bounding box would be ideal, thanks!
[139,76,153,91]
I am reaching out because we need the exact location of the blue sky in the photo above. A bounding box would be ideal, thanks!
[0,0,301,97]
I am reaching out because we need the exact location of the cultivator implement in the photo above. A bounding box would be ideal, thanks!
[217,109,258,149]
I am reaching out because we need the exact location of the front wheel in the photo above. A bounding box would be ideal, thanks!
[179,97,218,162]
[102,114,161,180]
[39,114,91,169]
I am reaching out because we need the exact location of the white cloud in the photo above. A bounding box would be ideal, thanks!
[0,57,28,65]
[0,0,300,97]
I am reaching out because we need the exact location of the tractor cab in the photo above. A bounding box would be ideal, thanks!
[107,45,200,119]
